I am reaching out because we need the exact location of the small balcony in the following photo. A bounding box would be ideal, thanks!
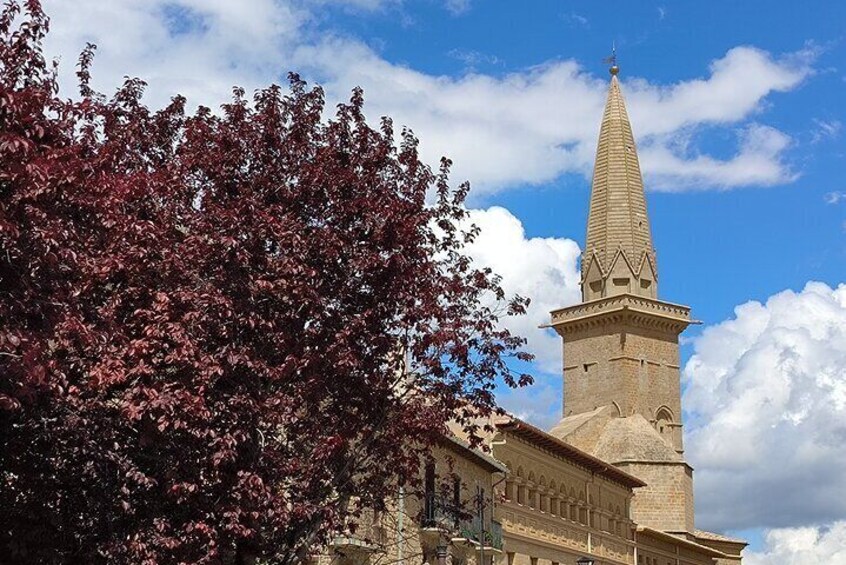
[421,493,461,530]
[455,517,503,551]
[420,494,503,552]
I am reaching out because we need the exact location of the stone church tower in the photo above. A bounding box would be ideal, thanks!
[547,64,697,537]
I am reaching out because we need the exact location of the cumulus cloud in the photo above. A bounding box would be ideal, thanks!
[299,41,813,194]
[683,282,846,531]
[43,0,307,110]
[456,207,580,429]
[464,207,581,373]
[41,1,815,194]
[746,521,846,565]
[458,206,580,429]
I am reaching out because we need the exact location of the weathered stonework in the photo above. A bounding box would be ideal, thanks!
[546,65,746,561]
[581,72,657,303]
[311,439,506,565]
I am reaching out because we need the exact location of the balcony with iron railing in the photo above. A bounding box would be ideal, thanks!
[420,493,503,551]
[456,517,503,551]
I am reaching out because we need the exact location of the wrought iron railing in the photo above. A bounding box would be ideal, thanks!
[457,517,503,550]
[421,493,461,529]
[421,494,503,550]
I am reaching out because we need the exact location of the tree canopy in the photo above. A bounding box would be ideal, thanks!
[0,2,531,563]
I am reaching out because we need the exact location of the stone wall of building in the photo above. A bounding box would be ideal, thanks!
[311,441,504,565]
[493,431,637,565]
[617,462,694,534]
[562,322,683,442]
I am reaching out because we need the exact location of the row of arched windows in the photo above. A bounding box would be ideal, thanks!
[502,464,629,538]
[504,478,589,524]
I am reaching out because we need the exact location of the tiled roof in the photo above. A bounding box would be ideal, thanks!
[495,415,647,489]
[583,72,656,286]
[694,529,748,545]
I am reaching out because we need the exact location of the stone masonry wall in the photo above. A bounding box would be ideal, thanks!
[617,462,694,534]
[563,322,683,452]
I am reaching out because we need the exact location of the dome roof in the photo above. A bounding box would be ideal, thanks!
[593,414,681,463]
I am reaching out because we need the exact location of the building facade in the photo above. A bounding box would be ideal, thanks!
[313,436,507,565]
[313,64,746,565]
[516,63,746,565]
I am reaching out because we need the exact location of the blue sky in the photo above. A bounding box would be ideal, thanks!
[317,0,846,326]
[40,1,846,562]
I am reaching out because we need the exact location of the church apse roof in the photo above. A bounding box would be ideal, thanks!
[593,414,682,464]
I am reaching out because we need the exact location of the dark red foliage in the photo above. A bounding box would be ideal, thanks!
[0,2,531,563]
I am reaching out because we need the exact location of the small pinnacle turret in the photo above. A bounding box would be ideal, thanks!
[582,67,657,302]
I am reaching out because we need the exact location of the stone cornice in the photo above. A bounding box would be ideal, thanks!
[545,294,696,336]
[637,527,727,559]
[613,459,694,472]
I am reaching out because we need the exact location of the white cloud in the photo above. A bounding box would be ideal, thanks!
[746,522,846,565]
[626,47,812,135]
[683,282,846,531]
[43,0,307,110]
[443,0,471,16]
[39,1,815,194]
[446,48,503,69]
[641,124,796,191]
[313,0,399,11]
[811,118,841,143]
[456,206,580,429]
[464,207,581,373]
[824,191,846,204]
[293,42,814,195]
[561,12,589,28]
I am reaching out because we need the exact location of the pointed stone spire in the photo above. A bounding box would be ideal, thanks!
[582,66,658,302]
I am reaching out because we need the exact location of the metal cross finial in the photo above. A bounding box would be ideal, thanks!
[603,42,619,75]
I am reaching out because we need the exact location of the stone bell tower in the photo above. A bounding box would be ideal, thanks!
[581,66,657,304]
[547,63,697,536]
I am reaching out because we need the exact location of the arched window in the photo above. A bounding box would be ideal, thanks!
[655,406,675,446]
